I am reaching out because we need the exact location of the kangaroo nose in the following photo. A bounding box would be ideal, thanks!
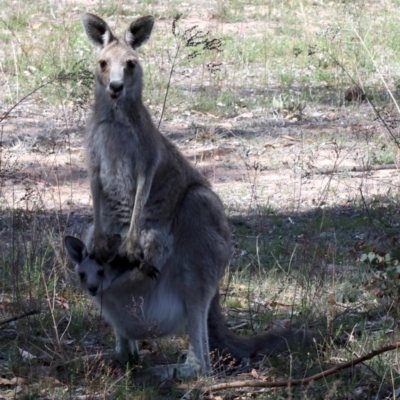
[108,81,124,98]
[87,286,98,296]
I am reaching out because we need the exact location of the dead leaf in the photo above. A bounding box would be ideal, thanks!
[41,377,62,388]
[18,348,37,361]
[10,377,28,387]
[281,135,299,141]
[176,382,202,390]
[205,112,218,119]
[0,378,15,386]
[251,369,259,379]
[237,112,254,119]
[217,122,233,130]
[55,297,70,310]
[328,112,337,120]
[14,386,23,394]
[264,143,276,149]
[265,301,292,308]
[261,375,275,382]
[236,372,254,378]
[2,385,24,397]
[45,296,70,310]
[191,110,218,118]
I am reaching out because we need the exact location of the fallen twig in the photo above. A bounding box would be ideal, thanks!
[0,309,40,326]
[308,163,397,176]
[62,350,114,366]
[203,341,400,392]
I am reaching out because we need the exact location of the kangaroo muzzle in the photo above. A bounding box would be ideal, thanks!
[107,80,124,98]
[87,285,98,296]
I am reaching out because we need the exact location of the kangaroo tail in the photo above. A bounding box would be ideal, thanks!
[207,293,324,361]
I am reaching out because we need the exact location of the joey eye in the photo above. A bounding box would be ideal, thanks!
[126,60,136,70]
[79,272,86,281]
[99,60,107,70]
[97,270,105,277]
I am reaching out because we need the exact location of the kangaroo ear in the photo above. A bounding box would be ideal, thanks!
[64,236,87,264]
[125,16,154,49]
[82,13,115,49]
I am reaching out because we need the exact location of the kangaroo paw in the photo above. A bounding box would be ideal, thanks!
[126,239,145,263]
[139,260,160,280]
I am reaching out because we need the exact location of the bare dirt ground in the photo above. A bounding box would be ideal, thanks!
[0,102,393,207]
[1,96,397,239]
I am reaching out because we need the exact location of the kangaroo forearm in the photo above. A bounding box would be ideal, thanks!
[128,174,154,239]
[128,206,141,239]
[139,228,173,270]
[90,176,104,236]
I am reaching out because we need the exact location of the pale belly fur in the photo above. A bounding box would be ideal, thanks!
[93,274,186,340]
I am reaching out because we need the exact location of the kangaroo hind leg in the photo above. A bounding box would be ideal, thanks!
[184,298,212,376]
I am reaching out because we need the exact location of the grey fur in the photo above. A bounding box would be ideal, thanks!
[77,14,323,379]
[65,233,323,379]
[65,199,231,377]
[82,13,215,270]
[82,13,233,377]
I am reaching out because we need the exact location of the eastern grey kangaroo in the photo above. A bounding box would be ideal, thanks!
[83,12,215,274]
[65,233,322,380]
[76,13,321,379]
[82,13,232,377]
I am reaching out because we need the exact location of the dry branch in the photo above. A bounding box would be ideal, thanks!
[204,341,400,392]
[308,163,397,175]
[0,309,39,326]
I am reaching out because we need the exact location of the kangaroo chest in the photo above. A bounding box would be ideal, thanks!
[88,121,140,229]
[99,156,136,199]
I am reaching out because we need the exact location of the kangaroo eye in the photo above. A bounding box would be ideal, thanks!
[126,60,136,70]
[97,270,105,277]
[99,60,107,70]
[79,272,86,281]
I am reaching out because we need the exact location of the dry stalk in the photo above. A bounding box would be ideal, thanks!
[203,341,400,392]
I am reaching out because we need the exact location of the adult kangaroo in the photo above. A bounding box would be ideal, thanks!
[82,13,232,377]
[78,14,322,379]
[83,13,216,269]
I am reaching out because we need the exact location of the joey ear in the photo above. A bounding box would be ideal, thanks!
[64,236,87,264]
[82,13,115,49]
[125,16,154,49]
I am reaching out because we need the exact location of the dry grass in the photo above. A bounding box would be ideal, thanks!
[1,0,400,398]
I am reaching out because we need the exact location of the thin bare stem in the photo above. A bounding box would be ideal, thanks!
[158,43,181,129]
[352,27,400,115]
